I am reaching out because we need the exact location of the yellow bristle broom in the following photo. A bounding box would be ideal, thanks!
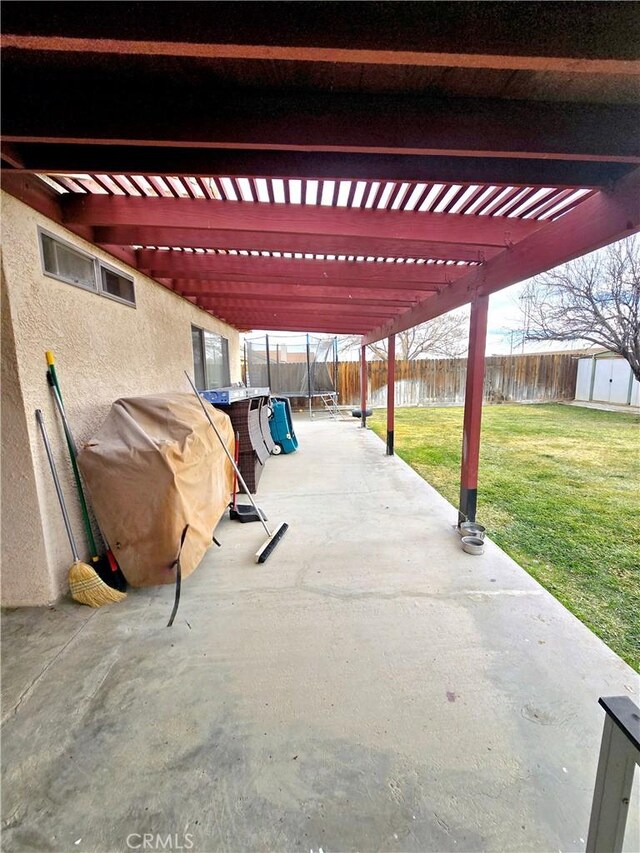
[36,409,126,607]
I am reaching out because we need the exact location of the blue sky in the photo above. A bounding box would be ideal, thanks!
[486,281,527,354]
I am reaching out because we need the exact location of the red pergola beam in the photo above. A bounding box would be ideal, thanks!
[201,300,404,316]
[175,281,438,302]
[4,5,638,188]
[215,314,374,333]
[364,167,640,344]
[238,322,371,334]
[97,226,494,264]
[5,145,629,189]
[216,313,397,328]
[212,306,388,321]
[66,195,537,249]
[4,3,638,72]
[135,251,463,287]
[149,273,448,293]
[5,35,639,76]
[196,294,418,308]
[4,76,638,163]
[0,142,24,169]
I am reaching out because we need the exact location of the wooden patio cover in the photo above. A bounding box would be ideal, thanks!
[2,1,639,341]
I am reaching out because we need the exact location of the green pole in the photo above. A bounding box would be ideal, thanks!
[45,351,99,560]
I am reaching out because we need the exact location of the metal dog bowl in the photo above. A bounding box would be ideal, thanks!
[459,521,486,539]
[461,536,485,555]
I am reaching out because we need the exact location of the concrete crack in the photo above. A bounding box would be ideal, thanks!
[1,612,97,726]
[207,585,543,603]
[296,584,543,602]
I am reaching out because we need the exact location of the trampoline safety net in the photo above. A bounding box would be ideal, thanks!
[244,335,339,408]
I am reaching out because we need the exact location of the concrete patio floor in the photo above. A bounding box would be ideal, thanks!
[2,417,638,853]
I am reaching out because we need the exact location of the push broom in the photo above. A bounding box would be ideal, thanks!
[185,372,288,563]
[36,410,126,607]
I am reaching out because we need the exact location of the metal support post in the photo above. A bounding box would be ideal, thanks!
[265,334,272,390]
[586,696,640,853]
[243,340,248,386]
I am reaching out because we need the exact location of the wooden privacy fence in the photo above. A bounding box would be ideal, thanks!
[337,353,579,407]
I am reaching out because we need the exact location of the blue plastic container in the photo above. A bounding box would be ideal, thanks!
[269,397,298,454]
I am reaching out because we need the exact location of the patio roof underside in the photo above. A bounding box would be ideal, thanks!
[2,2,639,342]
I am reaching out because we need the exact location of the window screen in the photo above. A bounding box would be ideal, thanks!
[41,232,97,290]
[192,326,230,390]
[101,266,135,305]
[204,331,230,388]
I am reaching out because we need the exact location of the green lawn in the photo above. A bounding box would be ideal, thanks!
[369,404,640,671]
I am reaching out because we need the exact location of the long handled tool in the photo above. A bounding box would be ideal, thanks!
[185,372,288,563]
[45,351,126,591]
[36,410,126,607]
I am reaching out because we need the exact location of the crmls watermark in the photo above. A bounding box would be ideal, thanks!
[126,833,194,850]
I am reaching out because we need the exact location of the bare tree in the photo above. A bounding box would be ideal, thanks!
[339,310,468,360]
[523,237,640,381]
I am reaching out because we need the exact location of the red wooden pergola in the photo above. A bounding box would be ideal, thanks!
[2,2,639,523]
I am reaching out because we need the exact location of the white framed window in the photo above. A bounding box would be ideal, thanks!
[38,228,136,307]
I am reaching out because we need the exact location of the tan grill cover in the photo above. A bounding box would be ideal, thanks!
[77,393,234,588]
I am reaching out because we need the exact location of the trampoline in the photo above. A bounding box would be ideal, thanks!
[244,334,339,418]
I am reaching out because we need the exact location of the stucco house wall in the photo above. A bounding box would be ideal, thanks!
[1,191,241,606]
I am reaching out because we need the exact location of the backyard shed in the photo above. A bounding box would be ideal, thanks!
[575,351,640,407]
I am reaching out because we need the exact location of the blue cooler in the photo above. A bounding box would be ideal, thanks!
[269,397,298,454]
